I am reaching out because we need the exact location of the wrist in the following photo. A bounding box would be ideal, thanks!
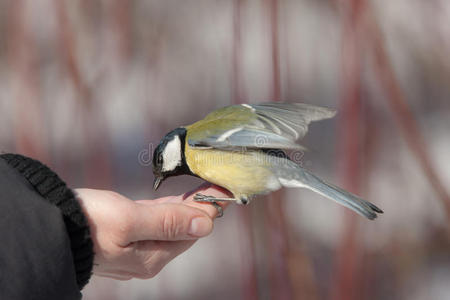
[0,154,94,289]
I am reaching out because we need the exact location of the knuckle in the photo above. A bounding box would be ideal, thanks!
[161,210,182,239]
[134,244,169,279]
[133,243,161,278]
[118,275,133,281]
[136,271,157,280]
[139,260,159,279]
[143,263,164,278]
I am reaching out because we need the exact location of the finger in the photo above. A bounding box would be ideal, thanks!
[128,203,214,242]
[136,183,231,205]
[131,240,196,278]
[94,271,134,281]
[136,184,233,218]
[182,184,233,218]
[136,196,179,205]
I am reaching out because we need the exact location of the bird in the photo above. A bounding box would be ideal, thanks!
[152,102,383,219]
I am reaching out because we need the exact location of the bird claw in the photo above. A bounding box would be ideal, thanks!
[194,193,223,217]
[212,202,223,218]
[193,193,216,202]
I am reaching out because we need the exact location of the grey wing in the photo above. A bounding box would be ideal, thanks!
[188,102,336,150]
[249,103,336,141]
[191,128,306,150]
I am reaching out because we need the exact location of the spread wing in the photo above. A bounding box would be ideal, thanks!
[186,103,336,150]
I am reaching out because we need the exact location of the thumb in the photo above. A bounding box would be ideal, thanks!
[129,202,214,242]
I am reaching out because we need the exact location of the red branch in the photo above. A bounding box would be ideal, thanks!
[232,0,246,104]
[368,13,450,220]
[331,1,365,300]
[232,1,258,299]
[54,1,112,188]
[265,0,294,299]
[7,0,48,161]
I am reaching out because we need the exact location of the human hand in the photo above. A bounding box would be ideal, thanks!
[75,184,231,280]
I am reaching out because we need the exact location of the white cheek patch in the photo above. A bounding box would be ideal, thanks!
[162,135,182,171]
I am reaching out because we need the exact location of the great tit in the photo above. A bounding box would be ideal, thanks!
[152,102,383,219]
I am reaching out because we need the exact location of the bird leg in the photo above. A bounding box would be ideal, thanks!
[193,193,239,218]
[193,194,239,202]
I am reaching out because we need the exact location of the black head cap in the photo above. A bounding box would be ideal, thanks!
[152,127,191,190]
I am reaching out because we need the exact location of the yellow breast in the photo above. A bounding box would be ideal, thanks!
[185,143,280,199]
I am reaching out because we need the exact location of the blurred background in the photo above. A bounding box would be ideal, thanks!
[1,0,450,299]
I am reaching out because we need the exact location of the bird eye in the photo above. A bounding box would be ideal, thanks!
[157,154,163,165]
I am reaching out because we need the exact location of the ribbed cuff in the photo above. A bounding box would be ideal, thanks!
[0,153,94,290]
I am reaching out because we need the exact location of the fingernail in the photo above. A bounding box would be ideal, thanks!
[189,217,212,237]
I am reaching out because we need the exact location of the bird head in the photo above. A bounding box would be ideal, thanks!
[152,127,188,190]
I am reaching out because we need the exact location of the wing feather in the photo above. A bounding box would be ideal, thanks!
[187,102,336,150]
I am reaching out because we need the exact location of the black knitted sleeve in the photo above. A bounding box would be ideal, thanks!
[0,153,94,290]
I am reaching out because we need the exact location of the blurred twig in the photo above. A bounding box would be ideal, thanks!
[268,0,281,103]
[7,0,48,161]
[366,8,450,221]
[331,0,366,299]
[107,0,132,64]
[232,1,258,299]
[232,0,246,104]
[54,0,90,105]
[265,0,294,299]
[54,1,112,189]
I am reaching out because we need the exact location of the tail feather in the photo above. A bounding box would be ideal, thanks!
[278,167,383,220]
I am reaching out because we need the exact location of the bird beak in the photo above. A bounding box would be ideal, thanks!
[153,176,162,191]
